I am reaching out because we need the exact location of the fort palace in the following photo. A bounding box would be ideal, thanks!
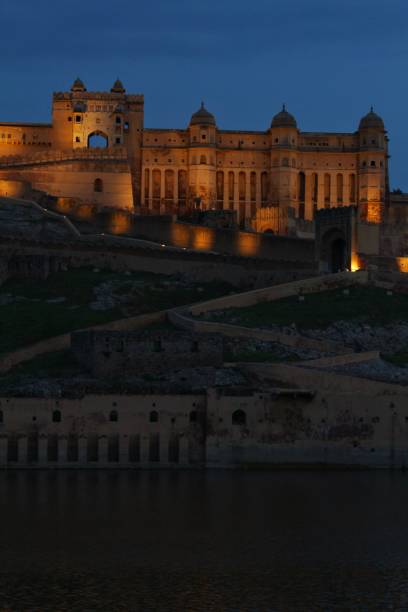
[0,78,388,227]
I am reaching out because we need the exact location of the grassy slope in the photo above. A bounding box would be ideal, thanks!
[0,268,234,355]
[203,286,408,330]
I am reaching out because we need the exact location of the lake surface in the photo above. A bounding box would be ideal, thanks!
[0,471,407,611]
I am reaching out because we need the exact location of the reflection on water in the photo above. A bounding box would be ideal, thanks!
[0,471,408,611]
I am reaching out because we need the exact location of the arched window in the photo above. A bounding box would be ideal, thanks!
[298,172,305,202]
[88,131,108,148]
[109,410,118,422]
[216,171,224,203]
[324,173,331,207]
[232,409,246,426]
[250,172,256,202]
[228,171,235,203]
[144,168,150,203]
[312,173,318,204]
[178,170,187,203]
[164,169,174,201]
[261,172,269,204]
[52,410,61,423]
[189,410,197,423]
[150,410,159,423]
[152,169,161,201]
[94,178,103,193]
[115,116,122,125]
[200,155,207,165]
[337,174,343,203]
[349,174,356,202]
[239,172,246,201]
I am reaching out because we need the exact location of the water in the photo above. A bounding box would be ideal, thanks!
[0,471,407,611]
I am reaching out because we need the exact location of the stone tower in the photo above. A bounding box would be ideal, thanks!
[187,103,217,209]
[357,108,387,223]
[52,78,144,206]
[269,105,299,213]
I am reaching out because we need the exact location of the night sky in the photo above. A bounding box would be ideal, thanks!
[1,0,407,188]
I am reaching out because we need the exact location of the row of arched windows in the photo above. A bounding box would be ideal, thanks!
[0,409,245,426]
[298,172,356,207]
[144,169,188,202]
[216,171,269,203]
[143,168,357,207]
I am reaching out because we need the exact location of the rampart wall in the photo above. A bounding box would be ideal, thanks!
[1,376,408,469]
[187,270,368,315]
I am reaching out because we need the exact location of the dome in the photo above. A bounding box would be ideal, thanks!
[71,77,86,93]
[359,107,384,131]
[190,102,216,126]
[271,104,297,129]
[111,78,125,94]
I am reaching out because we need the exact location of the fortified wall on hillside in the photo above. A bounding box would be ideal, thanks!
[0,79,388,228]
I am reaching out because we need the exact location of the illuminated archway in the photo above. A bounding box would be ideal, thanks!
[88,131,109,148]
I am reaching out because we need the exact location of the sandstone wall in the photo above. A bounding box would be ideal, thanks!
[1,376,408,469]
[0,240,315,288]
[0,160,134,210]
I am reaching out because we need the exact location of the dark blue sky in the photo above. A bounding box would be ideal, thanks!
[1,0,407,188]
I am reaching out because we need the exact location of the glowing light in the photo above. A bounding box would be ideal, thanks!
[350,252,361,272]
[396,257,408,272]
[237,233,258,257]
[108,211,131,235]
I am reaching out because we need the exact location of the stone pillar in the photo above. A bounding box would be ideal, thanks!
[160,170,165,210]
[99,437,108,464]
[223,171,229,211]
[39,436,48,464]
[343,173,350,205]
[256,172,262,207]
[58,437,67,464]
[160,434,168,465]
[140,435,149,464]
[233,171,239,214]
[304,172,313,220]
[245,172,253,221]
[331,172,337,207]
[148,168,153,211]
[318,173,325,209]
[0,437,7,465]
[119,435,128,465]
[18,437,27,464]
[174,170,179,210]
[179,435,189,466]
[141,168,145,207]
[79,437,87,464]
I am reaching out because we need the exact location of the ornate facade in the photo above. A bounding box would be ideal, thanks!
[0,79,388,226]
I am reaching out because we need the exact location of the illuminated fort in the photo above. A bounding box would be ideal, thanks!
[0,78,388,227]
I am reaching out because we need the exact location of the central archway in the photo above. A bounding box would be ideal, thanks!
[331,237,347,272]
[320,228,348,273]
[88,131,109,148]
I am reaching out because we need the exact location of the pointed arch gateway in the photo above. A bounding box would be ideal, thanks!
[88,131,109,148]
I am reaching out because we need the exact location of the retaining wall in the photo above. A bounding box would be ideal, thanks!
[0,311,166,373]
